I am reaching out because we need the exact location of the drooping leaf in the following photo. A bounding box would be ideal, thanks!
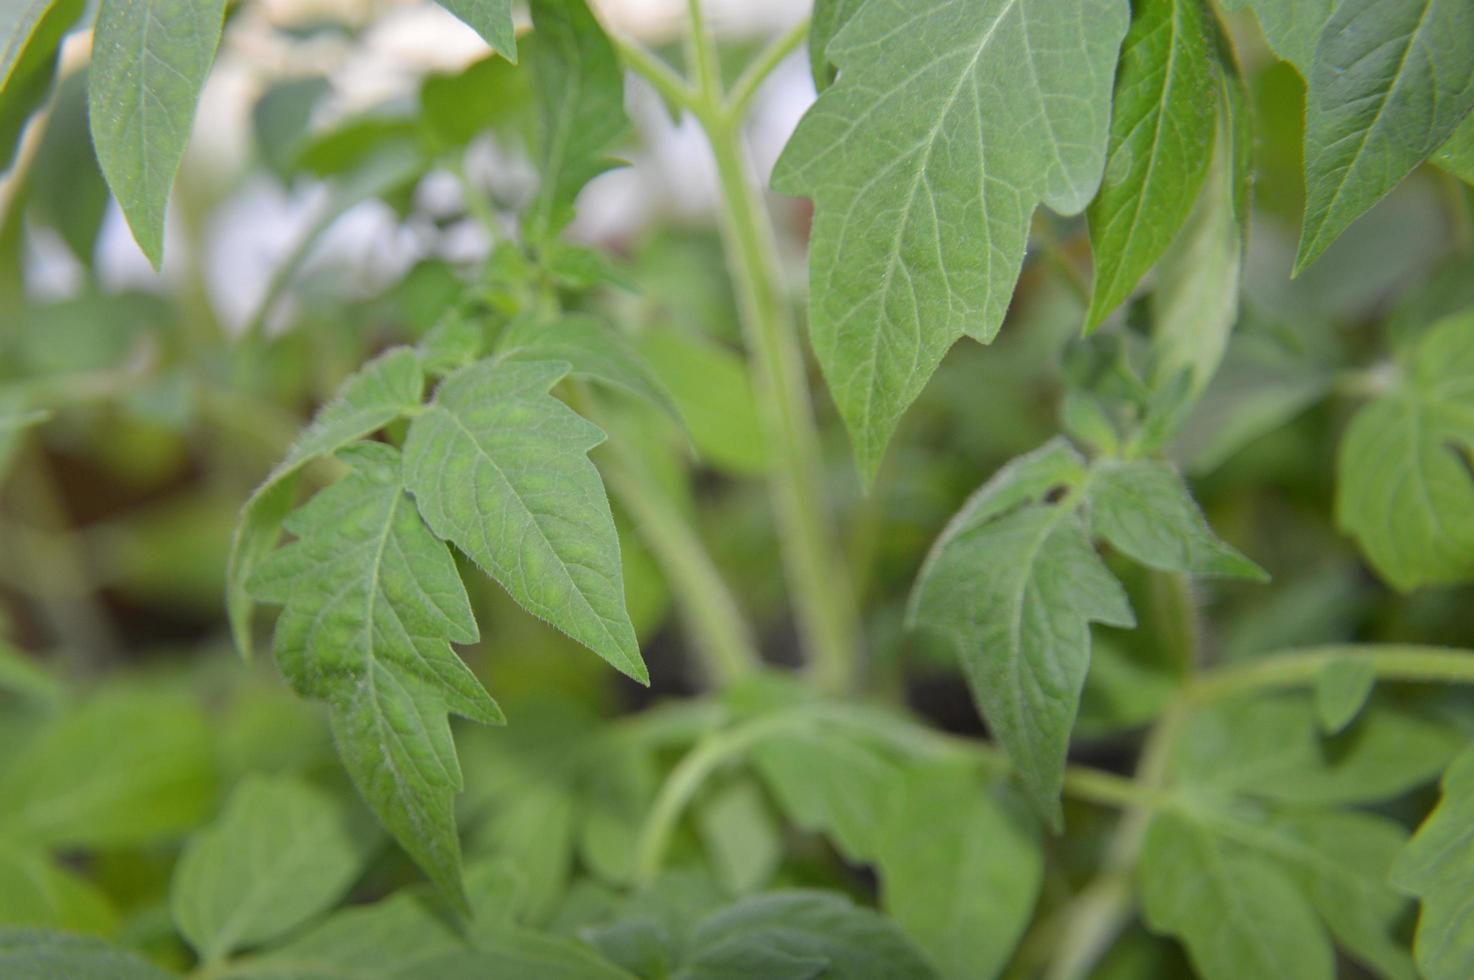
[772,0,1127,482]
[909,440,1134,824]
[807,0,865,91]
[1087,458,1266,580]
[0,846,116,936]
[228,347,425,658]
[88,0,228,267]
[1139,809,1335,980]
[0,689,215,848]
[497,316,680,425]
[876,760,1042,980]
[1435,112,1474,185]
[1085,0,1218,330]
[1312,654,1377,733]
[171,776,377,961]
[1337,310,1474,590]
[1295,0,1474,272]
[248,442,502,906]
[1393,748,1474,980]
[433,0,517,63]
[0,930,175,980]
[403,358,646,684]
[523,0,628,244]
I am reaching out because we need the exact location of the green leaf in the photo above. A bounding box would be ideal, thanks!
[1435,112,1474,185]
[524,0,628,244]
[431,933,635,980]
[497,316,681,426]
[876,761,1042,980]
[1393,748,1474,980]
[0,845,116,935]
[1086,459,1266,580]
[88,0,228,267]
[0,930,175,980]
[1,1,58,88]
[171,776,377,960]
[0,688,215,848]
[29,68,109,265]
[751,727,900,863]
[249,442,501,906]
[909,440,1134,824]
[1337,310,1474,590]
[696,780,782,895]
[636,327,768,476]
[0,0,82,172]
[1139,808,1334,980]
[1242,0,1333,74]
[0,396,47,484]
[679,891,939,980]
[403,358,646,684]
[433,0,517,62]
[772,0,1127,482]
[1294,0,1474,273]
[1312,654,1377,733]
[228,347,425,659]
[1085,0,1218,330]
[807,0,865,91]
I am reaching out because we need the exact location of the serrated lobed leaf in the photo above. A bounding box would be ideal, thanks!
[909,441,1134,825]
[1337,310,1474,590]
[1140,809,1335,980]
[772,0,1128,482]
[171,776,376,961]
[1295,0,1474,272]
[228,347,425,658]
[1085,0,1218,330]
[1087,458,1266,580]
[433,0,517,62]
[248,442,501,905]
[524,0,628,244]
[88,0,227,267]
[1393,748,1474,980]
[403,358,646,684]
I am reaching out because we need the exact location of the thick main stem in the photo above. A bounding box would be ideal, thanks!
[686,8,861,692]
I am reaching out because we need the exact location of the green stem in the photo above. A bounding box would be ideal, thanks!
[684,5,861,693]
[726,17,810,121]
[1189,644,1474,700]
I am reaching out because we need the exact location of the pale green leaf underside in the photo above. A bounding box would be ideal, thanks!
[1393,748,1474,980]
[227,347,424,658]
[1141,809,1334,980]
[433,0,517,62]
[403,358,646,684]
[1087,458,1266,580]
[1085,0,1217,330]
[909,441,1133,825]
[249,442,501,906]
[773,0,1127,482]
[1337,310,1474,590]
[1296,0,1474,273]
[171,776,374,961]
[88,0,227,267]
[1244,0,1333,74]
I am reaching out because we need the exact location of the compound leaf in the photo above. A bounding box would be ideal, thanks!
[524,0,628,244]
[772,0,1127,482]
[1085,0,1218,330]
[171,776,377,961]
[909,441,1134,825]
[1337,310,1474,590]
[433,0,517,62]
[1393,748,1474,980]
[88,0,227,267]
[228,347,425,659]
[1087,458,1265,580]
[403,358,646,684]
[248,442,501,907]
[497,316,680,425]
[1295,0,1474,273]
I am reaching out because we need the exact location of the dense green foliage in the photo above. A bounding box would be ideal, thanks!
[3,0,1474,977]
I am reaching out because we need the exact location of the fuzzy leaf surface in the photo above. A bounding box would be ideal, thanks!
[1295,0,1474,271]
[909,440,1134,824]
[248,443,501,906]
[403,358,646,683]
[1085,0,1217,329]
[88,0,227,266]
[772,0,1127,481]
